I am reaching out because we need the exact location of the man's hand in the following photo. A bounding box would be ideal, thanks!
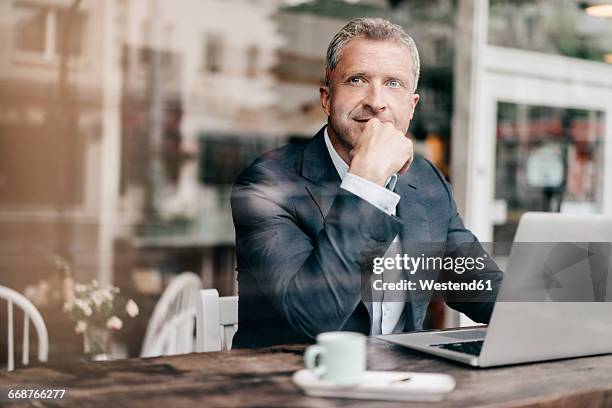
[348,119,413,186]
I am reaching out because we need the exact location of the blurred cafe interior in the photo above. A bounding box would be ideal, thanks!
[0,0,611,363]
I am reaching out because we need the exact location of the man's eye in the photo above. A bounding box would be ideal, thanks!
[349,77,364,84]
[387,80,402,88]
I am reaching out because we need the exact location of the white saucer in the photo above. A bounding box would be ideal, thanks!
[292,369,456,402]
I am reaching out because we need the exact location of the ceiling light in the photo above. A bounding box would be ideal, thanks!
[585,4,612,17]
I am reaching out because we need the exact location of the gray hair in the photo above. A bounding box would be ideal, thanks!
[324,17,420,93]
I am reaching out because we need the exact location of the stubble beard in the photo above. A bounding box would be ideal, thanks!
[327,114,360,164]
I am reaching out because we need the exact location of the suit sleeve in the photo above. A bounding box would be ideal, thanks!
[231,163,402,339]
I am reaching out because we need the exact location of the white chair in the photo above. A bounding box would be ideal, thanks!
[195,289,238,352]
[0,285,48,372]
[140,272,202,357]
[143,308,196,357]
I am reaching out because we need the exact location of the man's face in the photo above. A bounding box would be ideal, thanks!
[320,38,420,153]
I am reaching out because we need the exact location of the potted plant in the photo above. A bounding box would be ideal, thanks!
[63,280,139,361]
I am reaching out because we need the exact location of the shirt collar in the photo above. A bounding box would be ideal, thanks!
[324,127,349,180]
[323,126,398,190]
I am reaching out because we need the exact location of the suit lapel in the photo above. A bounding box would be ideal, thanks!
[394,169,430,332]
[301,127,342,219]
[395,169,427,241]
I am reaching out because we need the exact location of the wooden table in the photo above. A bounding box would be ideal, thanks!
[2,338,612,407]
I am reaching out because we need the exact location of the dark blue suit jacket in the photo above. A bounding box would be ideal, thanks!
[231,127,502,348]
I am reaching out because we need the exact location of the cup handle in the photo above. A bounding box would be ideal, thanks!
[304,345,327,377]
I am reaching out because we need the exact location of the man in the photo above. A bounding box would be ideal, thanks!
[231,18,502,349]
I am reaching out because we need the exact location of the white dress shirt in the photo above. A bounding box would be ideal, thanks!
[323,128,406,335]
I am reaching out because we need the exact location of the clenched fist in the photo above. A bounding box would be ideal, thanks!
[348,119,413,186]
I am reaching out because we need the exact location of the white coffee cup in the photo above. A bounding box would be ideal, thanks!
[304,331,366,385]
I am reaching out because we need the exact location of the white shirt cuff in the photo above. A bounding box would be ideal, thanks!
[341,173,400,215]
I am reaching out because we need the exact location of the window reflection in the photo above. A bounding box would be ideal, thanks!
[204,33,223,74]
[494,102,605,244]
[14,2,86,59]
[1,0,611,357]
[14,3,46,54]
[489,0,612,64]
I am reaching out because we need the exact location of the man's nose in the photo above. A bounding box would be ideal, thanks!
[363,84,386,114]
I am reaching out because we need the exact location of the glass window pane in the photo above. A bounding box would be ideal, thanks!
[14,3,47,54]
[55,9,87,57]
[204,33,222,73]
[488,0,612,64]
[494,102,605,244]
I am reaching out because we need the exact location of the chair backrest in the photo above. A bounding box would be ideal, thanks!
[195,289,238,352]
[141,272,202,357]
[0,285,48,372]
[144,308,197,356]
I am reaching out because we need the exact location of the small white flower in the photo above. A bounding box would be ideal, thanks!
[125,299,139,317]
[91,290,105,307]
[106,316,123,330]
[75,299,92,316]
[75,321,87,334]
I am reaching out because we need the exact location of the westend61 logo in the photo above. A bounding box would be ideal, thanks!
[368,253,494,296]
[362,242,612,302]
[372,253,488,275]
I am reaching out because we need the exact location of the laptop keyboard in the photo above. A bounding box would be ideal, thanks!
[432,340,484,356]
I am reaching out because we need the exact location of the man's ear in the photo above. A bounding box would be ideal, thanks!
[320,86,331,117]
[409,93,420,120]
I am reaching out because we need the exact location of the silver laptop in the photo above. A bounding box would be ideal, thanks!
[379,212,612,367]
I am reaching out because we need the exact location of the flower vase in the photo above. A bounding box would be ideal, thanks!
[83,326,112,361]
